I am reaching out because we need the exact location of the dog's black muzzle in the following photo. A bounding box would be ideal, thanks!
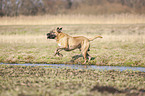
[47,33,56,39]
[47,33,50,39]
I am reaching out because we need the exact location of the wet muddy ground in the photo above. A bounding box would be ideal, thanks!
[0,65,144,96]
[1,63,145,72]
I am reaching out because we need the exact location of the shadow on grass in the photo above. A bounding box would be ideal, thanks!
[70,54,96,63]
[91,85,145,95]
[91,85,123,94]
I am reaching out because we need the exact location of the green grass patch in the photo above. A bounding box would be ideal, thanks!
[0,65,144,96]
[0,24,145,67]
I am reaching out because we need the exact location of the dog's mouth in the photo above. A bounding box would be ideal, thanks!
[47,33,56,39]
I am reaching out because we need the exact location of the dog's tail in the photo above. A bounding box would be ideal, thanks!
[89,35,103,41]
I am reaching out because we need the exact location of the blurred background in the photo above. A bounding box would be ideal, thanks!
[0,0,145,25]
[0,0,145,16]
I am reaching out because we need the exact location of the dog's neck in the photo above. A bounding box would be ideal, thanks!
[56,32,70,42]
[56,33,65,41]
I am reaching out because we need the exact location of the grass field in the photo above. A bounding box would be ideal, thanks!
[0,14,145,25]
[0,24,145,67]
[0,65,144,96]
[0,20,145,96]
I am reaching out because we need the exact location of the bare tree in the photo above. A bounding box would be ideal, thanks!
[0,0,145,16]
[0,0,4,16]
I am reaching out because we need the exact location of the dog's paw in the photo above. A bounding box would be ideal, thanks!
[58,53,63,57]
[54,52,63,57]
[54,53,57,56]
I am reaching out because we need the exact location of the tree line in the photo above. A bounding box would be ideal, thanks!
[0,0,145,16]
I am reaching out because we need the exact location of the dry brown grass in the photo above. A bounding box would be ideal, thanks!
[0,34,144,66]
[0,24,144,66]
[0,35,144,44]
[0,14,145,25]
[0,65,144,96]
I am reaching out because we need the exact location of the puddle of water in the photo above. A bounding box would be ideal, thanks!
[0,63,145,72]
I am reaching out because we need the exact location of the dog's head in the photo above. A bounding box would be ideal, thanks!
[47,27,62,39]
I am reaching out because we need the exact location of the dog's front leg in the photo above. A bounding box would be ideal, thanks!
[54,47,63,57]
[54,46,70,56]
[54,39,69,57]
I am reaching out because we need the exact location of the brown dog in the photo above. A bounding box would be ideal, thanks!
[47,27,102,64]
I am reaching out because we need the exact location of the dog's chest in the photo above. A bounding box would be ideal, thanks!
[57,37,68,47]
[58,42,62,47]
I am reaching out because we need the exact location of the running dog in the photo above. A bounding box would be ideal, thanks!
[47,27,102,64]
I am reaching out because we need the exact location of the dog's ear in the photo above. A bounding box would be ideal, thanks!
[59,27,62,30]
[57,27,63,33]
[57,27,60,30]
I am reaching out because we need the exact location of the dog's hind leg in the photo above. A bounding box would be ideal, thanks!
[87,46,91,61]
[87,53,92,61]
[82,51,87,64]
[81,41,90,64]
